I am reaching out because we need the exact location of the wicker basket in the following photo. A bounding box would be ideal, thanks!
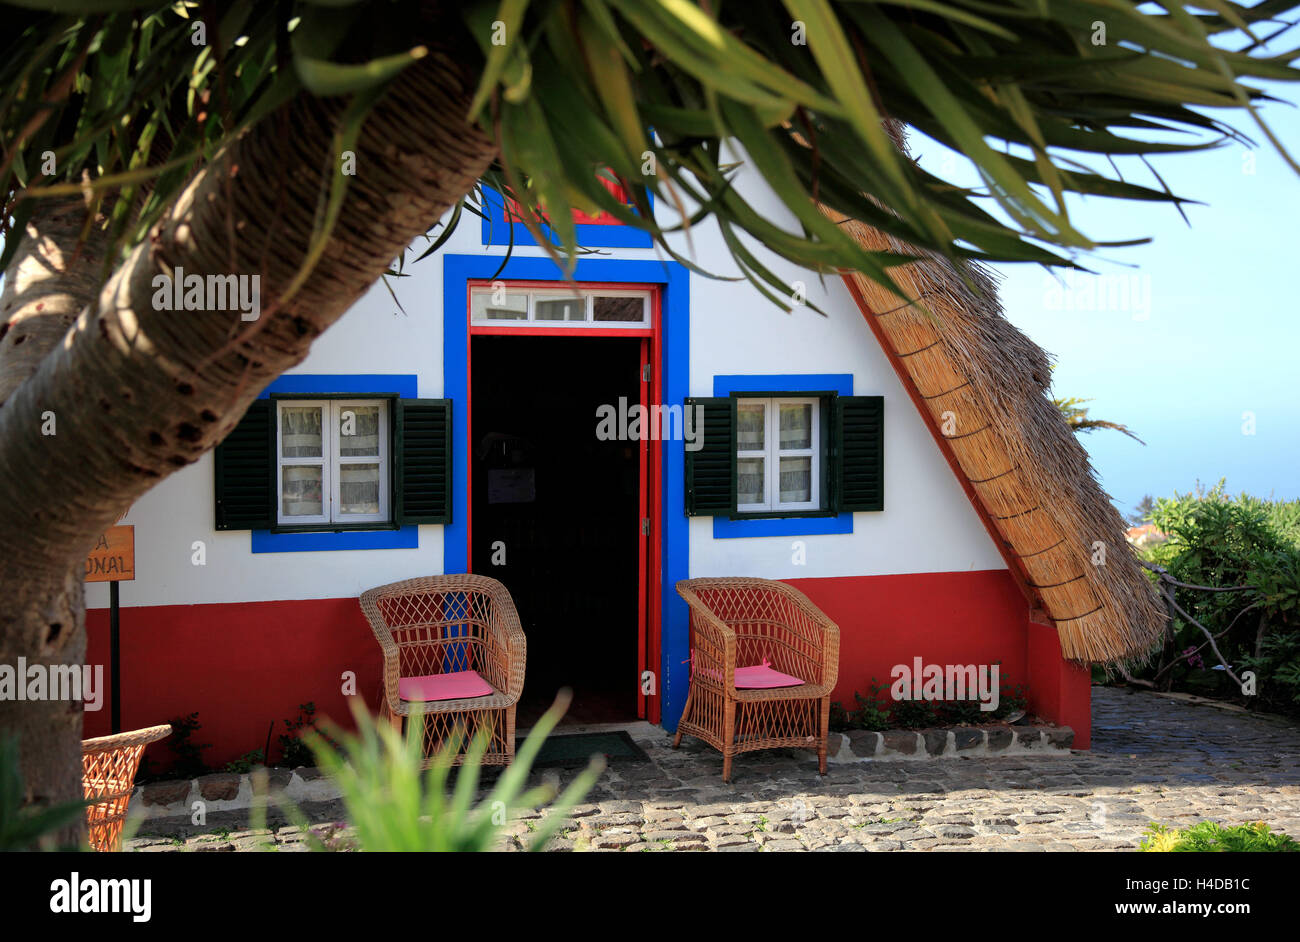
[81,724,172,852]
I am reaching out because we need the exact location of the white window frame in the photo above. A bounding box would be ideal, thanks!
[276,399,390,526]
[736,397,820,514]
[469,286,650,328]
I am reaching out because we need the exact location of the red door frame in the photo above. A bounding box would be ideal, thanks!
[464,280,664,722]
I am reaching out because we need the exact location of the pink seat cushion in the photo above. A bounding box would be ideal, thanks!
[399,670,494,702]
[733,659,805,689]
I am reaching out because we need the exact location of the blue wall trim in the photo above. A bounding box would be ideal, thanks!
[711,373,855,539]
[712,515,853,539]
[712,373,853,397]
[258,373,418,399]
[479,186,654,249]
[252,373,420,553]
[444,254,689,730]
[252,527,418,553]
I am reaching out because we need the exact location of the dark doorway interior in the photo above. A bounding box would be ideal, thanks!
[471,335,641,728]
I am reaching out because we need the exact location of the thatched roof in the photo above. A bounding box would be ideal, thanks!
[824,209,1165,663]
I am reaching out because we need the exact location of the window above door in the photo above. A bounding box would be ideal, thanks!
[469,285,651,329]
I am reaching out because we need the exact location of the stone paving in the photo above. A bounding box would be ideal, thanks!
[126,687,1300,852]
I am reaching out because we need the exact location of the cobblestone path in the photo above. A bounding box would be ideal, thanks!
[127,687,1300,852]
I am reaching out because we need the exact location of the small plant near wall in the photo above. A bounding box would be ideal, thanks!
[830,675,1030,731]
[224,751,266,774]
[279,703,335,768]
[830,682,892,731]
[890,698,941,729]
[137,712,211,782]
[1140,821,1299,852]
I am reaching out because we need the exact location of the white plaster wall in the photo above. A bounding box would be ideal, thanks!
[682,190,1004,579]
[88,149,1003,611]
[681,143,1003,579]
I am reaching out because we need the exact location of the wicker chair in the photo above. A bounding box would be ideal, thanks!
[359,574,526,768]
[82,724,172,852]
[673,578,840,782]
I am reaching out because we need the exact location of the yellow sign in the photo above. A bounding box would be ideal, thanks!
[86,526,135,583]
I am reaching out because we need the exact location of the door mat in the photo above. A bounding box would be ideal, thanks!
[523,730,651,769]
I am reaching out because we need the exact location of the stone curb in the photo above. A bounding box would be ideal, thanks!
[130,723,1076,820]
[131,767,342,822]
[827,725,1074,762]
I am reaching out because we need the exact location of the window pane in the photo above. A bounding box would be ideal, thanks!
[737,402,765,450]
[738,457,765,506]
[779,403,813,450]
[339,464,380,515]
[339,405,380,457]
[281,406,322,458]
[281,466,323,517]
[779,456,812,504]
[534,296,585,321]
[471,289,527,320]
[593,296,644,322]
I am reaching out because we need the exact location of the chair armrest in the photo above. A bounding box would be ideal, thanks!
[359,591,404,712]
[481,583,527,702]
[676,581,738,694]
[772,582,840,690]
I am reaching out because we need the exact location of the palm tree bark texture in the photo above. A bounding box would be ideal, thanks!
[0,48,498,835]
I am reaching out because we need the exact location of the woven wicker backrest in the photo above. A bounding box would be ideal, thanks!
[684,578,827,681]
[363,575,510,678]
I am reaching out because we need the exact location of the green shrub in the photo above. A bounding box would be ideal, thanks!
[1138,481,1300,714]
[1140,821,1299,852]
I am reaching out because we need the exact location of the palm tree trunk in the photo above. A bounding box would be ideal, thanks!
[0,198,110,841]
[0,49,497,840]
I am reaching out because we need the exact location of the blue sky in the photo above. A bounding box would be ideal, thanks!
[917,85,1300,519]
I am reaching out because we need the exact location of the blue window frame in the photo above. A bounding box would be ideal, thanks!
[711,373,856,539]
[250,374,420,553]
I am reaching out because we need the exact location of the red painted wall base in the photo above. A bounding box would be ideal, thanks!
[787,570,1090,746]
[85,568,1090,769]
[1025,617,1093,748]
[85,598,382,772]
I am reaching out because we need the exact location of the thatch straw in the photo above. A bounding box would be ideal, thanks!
[820,205,1165,662]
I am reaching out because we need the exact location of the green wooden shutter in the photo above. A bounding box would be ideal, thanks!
[834,395,884,512]
[395,398,451,525]
[685,396,734,516]
[213,399,274,530]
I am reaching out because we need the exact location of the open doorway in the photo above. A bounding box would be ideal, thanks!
[471,334,642,727]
